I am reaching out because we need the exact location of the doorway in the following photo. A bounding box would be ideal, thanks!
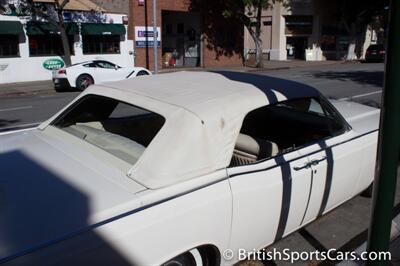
[162,10,201,68]
[286,37,308,60]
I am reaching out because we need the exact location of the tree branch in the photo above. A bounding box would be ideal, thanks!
[60,0,69,10]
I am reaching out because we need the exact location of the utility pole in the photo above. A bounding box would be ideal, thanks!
[152,0,158,74]
[366,0,400,265]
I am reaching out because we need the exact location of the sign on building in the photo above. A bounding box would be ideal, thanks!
[134,26,161,48]
[42,59,65,70]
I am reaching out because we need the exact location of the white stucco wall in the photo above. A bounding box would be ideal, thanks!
[0,14,134,84]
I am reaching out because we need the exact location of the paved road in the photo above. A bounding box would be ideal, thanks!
[0,90,78,131]
[0,62,384,131]
[256,62,384,108]
[1,62,397,265]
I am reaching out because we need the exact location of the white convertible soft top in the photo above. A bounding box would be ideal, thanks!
[45,71,320,189]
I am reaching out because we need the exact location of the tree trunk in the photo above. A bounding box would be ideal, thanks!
[56,4,72,66]
[255,3,264,68]
[245,25,263,68]
[255,36,263,68]
[346,41,356,60]
[59,24,72,66]
[346,23,357,60]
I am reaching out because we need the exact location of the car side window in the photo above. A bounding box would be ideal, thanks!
[137,70,149,76]
[83,63,96,68]
[230,97,348,167]
[95,61,119,69]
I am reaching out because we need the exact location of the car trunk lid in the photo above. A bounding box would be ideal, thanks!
[0,129,145,262]
[330,99,380,134]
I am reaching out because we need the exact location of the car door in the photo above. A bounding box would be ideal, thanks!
[93,61,127,83]
[80,62,97,76]
[298,133,364,224]
[227,150,313,255]
[297,98,365,223]
[227,96,363,255]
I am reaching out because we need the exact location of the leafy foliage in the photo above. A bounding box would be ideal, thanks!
[0,0,72,66]
[334,0,389,59]
[335,0,389,33]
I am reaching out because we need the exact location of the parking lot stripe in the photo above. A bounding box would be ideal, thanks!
[0,106,33,112]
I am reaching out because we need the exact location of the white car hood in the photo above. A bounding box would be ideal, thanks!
[0,129,145,261]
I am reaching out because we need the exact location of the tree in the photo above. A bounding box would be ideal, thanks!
[222,0,284,68]
[335,0,389,60]
[2,0,73,66]
[28,0,72,66]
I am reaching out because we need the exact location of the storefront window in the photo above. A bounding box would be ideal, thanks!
[285,16,313,35]
[82,35,121,54]
[0,35,19,57]
[29,35,74,56]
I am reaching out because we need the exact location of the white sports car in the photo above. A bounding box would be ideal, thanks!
[0,72,379,266]
[52,60,151,90]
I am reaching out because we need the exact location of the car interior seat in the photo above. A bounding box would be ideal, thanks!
[231,133,279,166]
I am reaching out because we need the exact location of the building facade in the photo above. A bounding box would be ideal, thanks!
[90,0,129,15]
[128,0,244,70]
[0,0,133,84]
[244,0,377,62]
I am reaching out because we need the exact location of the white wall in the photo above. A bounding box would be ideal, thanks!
[0,14,134,84]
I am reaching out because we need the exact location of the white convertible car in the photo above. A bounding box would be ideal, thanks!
[52,60,151,90]
[0,72,379,266]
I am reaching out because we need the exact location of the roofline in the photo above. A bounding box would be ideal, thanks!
[96,84,205,123]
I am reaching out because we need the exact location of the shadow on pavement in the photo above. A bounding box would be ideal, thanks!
[0,119,20,128]
[311,71,384,87]
[214,71,320,102]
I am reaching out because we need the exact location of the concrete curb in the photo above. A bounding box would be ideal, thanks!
[337,213,400,265]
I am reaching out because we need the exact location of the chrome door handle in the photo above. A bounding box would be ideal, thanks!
[293,156,327,171]
[309,156,327,166]
[293,164,310,171]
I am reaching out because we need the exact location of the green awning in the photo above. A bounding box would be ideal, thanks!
[0,21,23,35]
[81,23,126,35]
[26,22,78,35]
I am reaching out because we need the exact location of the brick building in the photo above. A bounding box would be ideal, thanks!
[91,0,129,15]
[127,0,244,70]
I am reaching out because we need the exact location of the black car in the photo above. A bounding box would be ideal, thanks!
[365,44,385,62]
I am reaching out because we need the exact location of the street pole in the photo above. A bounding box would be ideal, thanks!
[152,0,158,74]
[366,0,400,265]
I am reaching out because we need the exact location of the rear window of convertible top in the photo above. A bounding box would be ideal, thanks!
[51,95,165,164]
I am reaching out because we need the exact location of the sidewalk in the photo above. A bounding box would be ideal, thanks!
[160,60,348,73]
[335,208,400,265]
[0,60,350,97]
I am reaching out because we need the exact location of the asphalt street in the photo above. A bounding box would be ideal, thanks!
[0,62,384,131]
[0,90,78,131]
[0,62,397,265]
[256,62,384,108]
